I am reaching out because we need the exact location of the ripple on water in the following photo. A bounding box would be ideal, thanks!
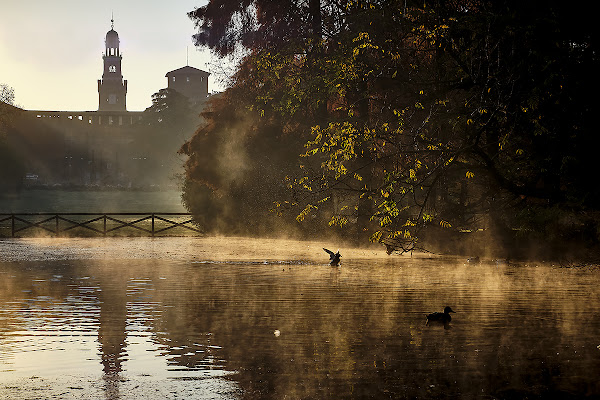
[1,238,600,399]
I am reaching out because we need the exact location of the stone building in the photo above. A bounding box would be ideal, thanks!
[11,20,210,188]
[165,66,210,107]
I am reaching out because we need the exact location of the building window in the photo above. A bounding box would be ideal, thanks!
[186,76,190,82]
[172,76,175,82]
[109,65,116,73]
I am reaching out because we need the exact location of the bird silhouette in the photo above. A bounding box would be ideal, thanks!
[323,248,341,266]
[425,306,456,327]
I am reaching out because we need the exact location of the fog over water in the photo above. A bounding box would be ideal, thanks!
[1,237,599,399]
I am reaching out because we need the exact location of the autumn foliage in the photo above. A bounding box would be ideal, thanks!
[181,0,599,259]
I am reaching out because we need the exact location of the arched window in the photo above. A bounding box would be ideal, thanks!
[109,65,116,73]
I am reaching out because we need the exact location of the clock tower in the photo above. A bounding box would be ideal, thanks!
[98,19,127,111]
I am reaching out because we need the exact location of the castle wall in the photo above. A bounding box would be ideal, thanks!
[21,110,158,188]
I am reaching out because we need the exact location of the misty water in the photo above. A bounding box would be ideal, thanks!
[1,237,599,399]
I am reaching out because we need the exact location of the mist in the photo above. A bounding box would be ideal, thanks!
[180,93,324,240]
[2,237,599,398]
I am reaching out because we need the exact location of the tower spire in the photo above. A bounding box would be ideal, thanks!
[98,18,127,111]
[111,12,114,30]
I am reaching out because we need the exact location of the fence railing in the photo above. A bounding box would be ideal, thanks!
[0,213,202,237]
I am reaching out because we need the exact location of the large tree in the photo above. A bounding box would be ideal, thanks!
[184,0,599,257]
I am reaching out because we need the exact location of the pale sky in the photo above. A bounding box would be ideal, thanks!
[0,0,224,112]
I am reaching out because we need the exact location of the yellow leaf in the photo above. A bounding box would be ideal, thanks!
[439,220,452,228]
[466,171,474,179]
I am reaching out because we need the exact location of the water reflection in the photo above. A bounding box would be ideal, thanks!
[0,238,599,399]
[97,266,128,398]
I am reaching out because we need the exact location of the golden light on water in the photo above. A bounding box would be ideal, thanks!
[1,236,599,398]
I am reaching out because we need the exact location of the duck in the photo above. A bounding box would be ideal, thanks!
[323,248,341,266]
[425,306,456,326]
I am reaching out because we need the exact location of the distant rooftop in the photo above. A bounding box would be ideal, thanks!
[165,66,210,77]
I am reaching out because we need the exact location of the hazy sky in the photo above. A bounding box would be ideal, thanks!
[0,0,222,111]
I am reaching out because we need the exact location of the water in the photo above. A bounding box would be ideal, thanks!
[0,189,186,213]
[0,237,599,399]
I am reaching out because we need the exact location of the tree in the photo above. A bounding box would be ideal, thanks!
[133,88,199,187]
[143,88,195,127]
[1,84,17,137]
[0,83,15,105]
[179,91,309,235]
[1,85,25,191]
[184,0,600,258]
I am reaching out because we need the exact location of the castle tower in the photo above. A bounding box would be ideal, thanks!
[98,19,127,111]
[165,66,210,107]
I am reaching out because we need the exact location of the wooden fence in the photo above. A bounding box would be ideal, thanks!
[0,213,202,237]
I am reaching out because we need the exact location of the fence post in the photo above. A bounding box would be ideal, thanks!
[55,214,59,237]
[152,213,155,237]
[103,215,107,236]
